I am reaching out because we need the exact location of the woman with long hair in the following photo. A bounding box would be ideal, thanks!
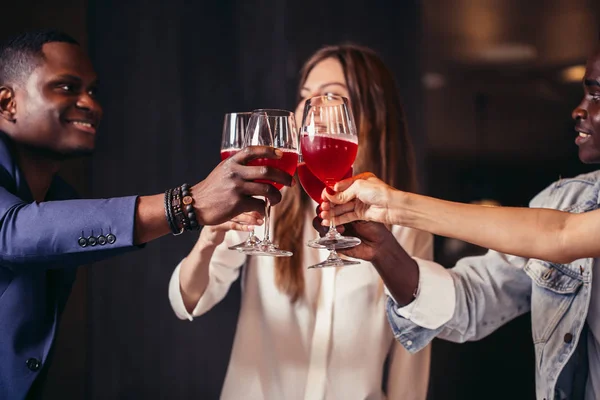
[168,44,432,399]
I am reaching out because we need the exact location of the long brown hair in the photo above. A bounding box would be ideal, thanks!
[273,43,417,302]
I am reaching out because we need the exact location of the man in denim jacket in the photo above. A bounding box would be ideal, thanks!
[326,46,600,400]
[384,172,599,400]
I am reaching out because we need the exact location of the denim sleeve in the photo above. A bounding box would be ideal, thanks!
[387,250,533,353]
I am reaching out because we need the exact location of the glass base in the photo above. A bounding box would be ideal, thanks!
[307,235,361,250]
[247,241,293,257]
[228,233,262,252]
[308,252,361,268]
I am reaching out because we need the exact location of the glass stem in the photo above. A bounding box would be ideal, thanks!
[246,228,256,244]
[326,209,338,239]
[326,247,342,264]
[263,197,271,243]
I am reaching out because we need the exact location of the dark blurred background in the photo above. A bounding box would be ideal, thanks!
[2,0,599,399]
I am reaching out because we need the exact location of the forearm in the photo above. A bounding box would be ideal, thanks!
[396,192,573,263]
[178,238,216,313]
[134,194,171,244]
[371,235,419,306]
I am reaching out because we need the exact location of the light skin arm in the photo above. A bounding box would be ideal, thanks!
[133,146,291,244]
[321,173,596,264]
[179,213,260,313]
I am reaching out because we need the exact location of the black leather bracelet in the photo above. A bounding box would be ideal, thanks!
[172,186,188,231]
[165,188,183,235]
[164,189,174,232]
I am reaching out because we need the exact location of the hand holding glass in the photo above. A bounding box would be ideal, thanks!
[300,94,361,267]
[220,112,264,253]
[244,109,298,257]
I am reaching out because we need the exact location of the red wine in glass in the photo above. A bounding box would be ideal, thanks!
[247,149,298,190]
[220,149,240,161]
[298,162,352,203]
[299,94,360,267]
[221,112,259,254]
[300,134,358,187]
[243,109,299,257]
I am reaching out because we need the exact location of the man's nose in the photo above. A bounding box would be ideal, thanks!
[572,106,588,121]
[76,92,101,114]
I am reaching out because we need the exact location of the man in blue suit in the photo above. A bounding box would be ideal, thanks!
[0,30,291,399]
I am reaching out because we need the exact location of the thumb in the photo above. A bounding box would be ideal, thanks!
[323,179,365,205]
[322,187,353,205]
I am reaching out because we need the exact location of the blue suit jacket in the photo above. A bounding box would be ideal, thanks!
[0,133,139,399]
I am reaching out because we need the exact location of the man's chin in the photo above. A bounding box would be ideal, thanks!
[578,149,600,164]
[58,148,94,160]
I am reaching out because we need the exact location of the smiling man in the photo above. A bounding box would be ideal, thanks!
[575,70,600,162]
[0,30,292,399]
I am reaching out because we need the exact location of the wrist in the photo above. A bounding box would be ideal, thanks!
[371,230,401,266]
[371,235,419,306]
[197,228,223,249]
[190,183,206,225]
[388,189,410,226]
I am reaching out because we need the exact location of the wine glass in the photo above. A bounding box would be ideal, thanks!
[300,94,361,268]
[220,112,264,253]
[298,151,354,249]
[298,152,353,206]
[244,109,299,257]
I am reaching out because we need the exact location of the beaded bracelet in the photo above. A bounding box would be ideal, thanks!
[181,183,199,230]
[164,183,200,235]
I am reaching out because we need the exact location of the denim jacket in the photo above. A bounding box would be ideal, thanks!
[387,170,600,400]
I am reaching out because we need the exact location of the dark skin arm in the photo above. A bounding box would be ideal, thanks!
[135,146,292,244]
[312,212,419,306]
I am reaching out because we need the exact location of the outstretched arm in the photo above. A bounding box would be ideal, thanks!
[322,173,596,264]
[134,146,292,244]
[177,213,258,313]
[169,213,258,320]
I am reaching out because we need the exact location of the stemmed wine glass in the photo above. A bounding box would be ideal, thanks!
[220,112,264,253]
[244,109,299,257]
[297,151,353,245]
[300,94,361,268]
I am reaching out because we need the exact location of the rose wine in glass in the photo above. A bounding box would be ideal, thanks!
[300,135,357,188]
[298,159,352,203]
[220,112,263,253]
[300,94,361,268]
[220,149,240,161]
[248,149,298,190]
[244,109,299,257]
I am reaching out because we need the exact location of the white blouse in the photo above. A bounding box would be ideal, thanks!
[169,205,433,400]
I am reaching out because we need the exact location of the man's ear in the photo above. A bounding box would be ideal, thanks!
[0,86,17,123]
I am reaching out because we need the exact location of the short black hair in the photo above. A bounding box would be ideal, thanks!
[0,29,79,86]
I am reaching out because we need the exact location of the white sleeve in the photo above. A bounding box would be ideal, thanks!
[168,230,247,321]
[390,258,455,329]
[384,226,456,330]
